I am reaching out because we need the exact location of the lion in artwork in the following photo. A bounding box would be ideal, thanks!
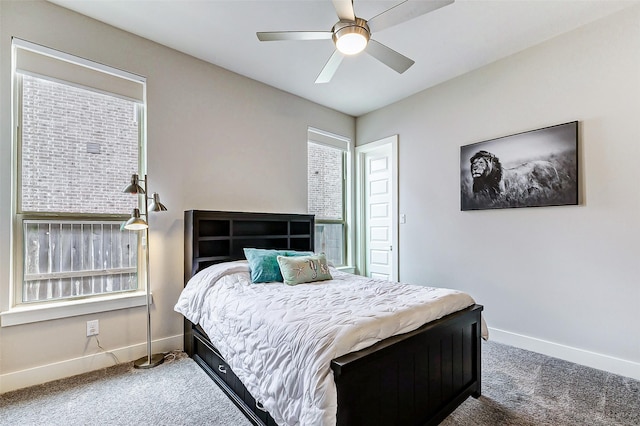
[469,150,560,200]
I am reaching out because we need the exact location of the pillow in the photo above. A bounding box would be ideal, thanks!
[243,248,312,283]
[277,253,332,286]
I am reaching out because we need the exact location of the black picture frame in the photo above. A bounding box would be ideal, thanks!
[460,121,578,211]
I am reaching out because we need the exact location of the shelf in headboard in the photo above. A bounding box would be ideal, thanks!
[184,210,315,285]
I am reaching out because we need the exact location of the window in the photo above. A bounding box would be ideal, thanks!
[307,128,351,267]
[12,39,146,305]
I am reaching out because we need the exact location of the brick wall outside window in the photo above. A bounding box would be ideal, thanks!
[308,142,343,220]
[21,74,138,214]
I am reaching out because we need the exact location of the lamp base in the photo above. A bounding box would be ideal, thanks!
[133,353,165,369]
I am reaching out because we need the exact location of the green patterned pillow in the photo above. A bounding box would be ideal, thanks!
[243,248,313,283]
[276,253,333,285]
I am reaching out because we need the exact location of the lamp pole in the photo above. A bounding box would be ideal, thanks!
[134,222,163,368]
[123,174,165,369]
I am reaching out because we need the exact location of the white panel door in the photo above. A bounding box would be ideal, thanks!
[356,136,398,281]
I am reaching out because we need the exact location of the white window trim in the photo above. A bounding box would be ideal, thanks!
[308,127,350,150]
[308,127,355,269]
[11,37,146,99]
[0,291,152,327]
[8,39,148,319]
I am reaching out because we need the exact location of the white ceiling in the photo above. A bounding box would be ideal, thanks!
[49,0,636,117]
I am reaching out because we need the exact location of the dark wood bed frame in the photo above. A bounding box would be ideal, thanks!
[183,210,483,426]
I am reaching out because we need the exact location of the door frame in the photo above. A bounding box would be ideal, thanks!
[355,135,398,280]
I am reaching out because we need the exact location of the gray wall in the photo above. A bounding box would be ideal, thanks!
[357,7,640,378]
[0,0,354,388]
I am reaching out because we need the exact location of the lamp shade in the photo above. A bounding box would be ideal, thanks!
[123,174,145,194]
[148,192,167,212]
[123,208,148,230]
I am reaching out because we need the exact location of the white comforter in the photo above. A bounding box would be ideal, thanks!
[175,261,477,426]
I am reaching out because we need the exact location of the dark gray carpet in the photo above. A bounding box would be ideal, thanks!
[441,341,640,426]
[0,352,251,426]
[1,342,638,425]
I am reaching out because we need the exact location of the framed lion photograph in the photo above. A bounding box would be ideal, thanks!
[460,121,579,211]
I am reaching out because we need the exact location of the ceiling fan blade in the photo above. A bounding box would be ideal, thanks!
[365,39,414,74]
[332,0,355,21]
[315,50,344,84]
[257,31,332,42]
[368,0,454,33]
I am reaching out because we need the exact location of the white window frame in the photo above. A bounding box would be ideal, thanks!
[1,39,149,326]
[307,127,354,270]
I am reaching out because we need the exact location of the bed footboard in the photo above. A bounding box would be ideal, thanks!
[331,304,483,426]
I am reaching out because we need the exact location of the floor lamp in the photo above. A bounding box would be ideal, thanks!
[123,174,167,369]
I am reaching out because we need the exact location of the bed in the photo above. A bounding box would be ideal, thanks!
[180,210,483,426]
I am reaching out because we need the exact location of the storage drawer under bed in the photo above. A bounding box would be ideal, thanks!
[193,329,277,426]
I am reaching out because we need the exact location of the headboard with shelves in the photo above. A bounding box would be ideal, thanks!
[184,210,315,285]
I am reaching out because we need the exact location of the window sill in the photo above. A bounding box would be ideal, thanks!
[336,265,356,274]
[0,291,151,327]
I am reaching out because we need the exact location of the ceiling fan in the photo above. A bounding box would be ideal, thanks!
[256,0,454,83]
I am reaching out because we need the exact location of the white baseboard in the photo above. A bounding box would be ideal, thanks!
[4,330,637,394]
[489,327,640,381]
[0,334,183,394]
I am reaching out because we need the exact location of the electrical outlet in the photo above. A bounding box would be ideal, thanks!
[86,320,99,337]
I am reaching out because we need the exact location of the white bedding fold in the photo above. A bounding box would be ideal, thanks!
[175,262,477,426]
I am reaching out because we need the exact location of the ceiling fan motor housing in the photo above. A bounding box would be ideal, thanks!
[332,18,370,55]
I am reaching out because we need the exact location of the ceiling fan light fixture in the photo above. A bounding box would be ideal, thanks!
[336,33,367,55]
[333,19,370,55]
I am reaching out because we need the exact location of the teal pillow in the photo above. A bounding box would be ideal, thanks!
[276,253,333,286]
[243,248,313,283]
